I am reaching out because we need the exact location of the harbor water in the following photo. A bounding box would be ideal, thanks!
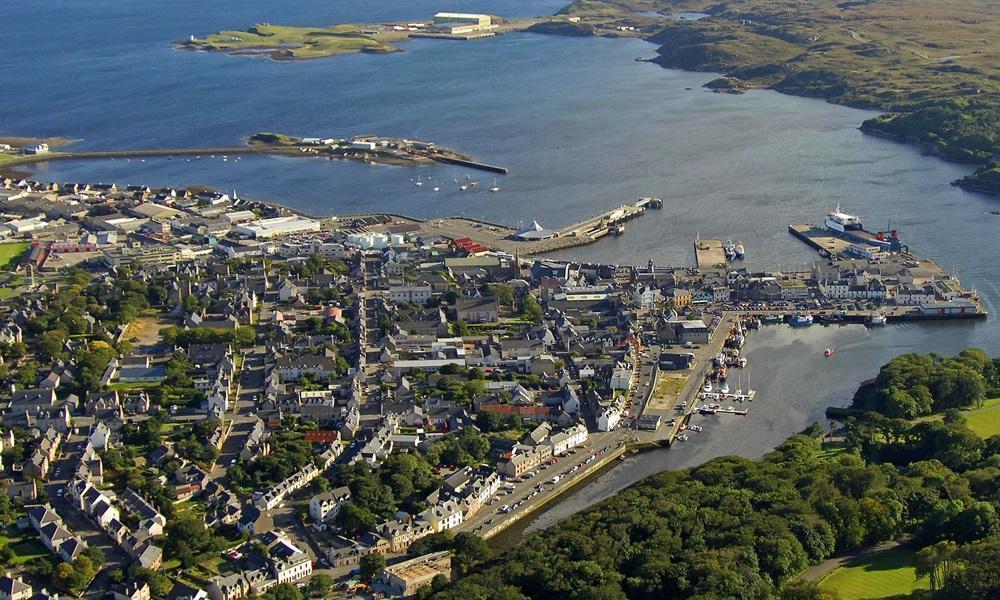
[6,0,1000,530]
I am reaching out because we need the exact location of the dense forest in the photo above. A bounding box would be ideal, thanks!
[428,350,1000,599]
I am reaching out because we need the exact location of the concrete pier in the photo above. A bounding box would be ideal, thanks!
[788,224,853,256]
[694,238,726,269]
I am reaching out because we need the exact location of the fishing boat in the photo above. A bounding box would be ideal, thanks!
[763,314,782,324]
[788,314,814,327]
[867,313,887,327]
[723,239,737,261]
[734,241,745,259]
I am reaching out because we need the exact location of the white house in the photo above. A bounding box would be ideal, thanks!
[548,423,588,456]
[609,362,633,390]
[89,422,111,450]
[308,486,351,523]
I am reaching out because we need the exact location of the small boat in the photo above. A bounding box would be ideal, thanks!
[788,314,814,327]
[489,177,501,192]
[459,185,468,191]
[432,186,440,192]
[824,347,835,357]
[867,313,887,327]
[470,180,479,187]
[677,433,689,442]
[723,239,737,260]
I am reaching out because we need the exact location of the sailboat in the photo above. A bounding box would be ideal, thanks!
[414,175,423,187]
[489,177,501,192]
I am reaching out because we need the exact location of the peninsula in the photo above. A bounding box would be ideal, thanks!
[0,132,504,176]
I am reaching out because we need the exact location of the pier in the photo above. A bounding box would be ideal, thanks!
[408,198,662,256]
[694,238,727,269]
[431,155,509,174]
[788,224,853,256]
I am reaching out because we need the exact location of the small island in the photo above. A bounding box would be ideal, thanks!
[175,13,539,61]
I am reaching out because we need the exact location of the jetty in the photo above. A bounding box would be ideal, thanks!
[787,224,854,256]
[409,197,663,257]
[694,237,727,269]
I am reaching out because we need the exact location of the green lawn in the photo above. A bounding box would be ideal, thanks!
[7,538,51,565]
[816,444,849,462]
[0,242,29,270]
[818,546,929,600]
[962,397,1000,438]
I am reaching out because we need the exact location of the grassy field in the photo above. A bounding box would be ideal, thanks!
[961,397,1000,438]
[818,546,929,599]
[182,23,409,60]
[0,242,29,269]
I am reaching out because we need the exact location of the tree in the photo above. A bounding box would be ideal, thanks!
[360,553,387,583]
[520,294,543,323]
[264,583,304,600]
[307,574,334,597]
[916,541,958,592]
[940,537,1000,598]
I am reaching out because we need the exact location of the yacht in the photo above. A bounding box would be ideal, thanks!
[702,380,713,393]
[720,381,730,394]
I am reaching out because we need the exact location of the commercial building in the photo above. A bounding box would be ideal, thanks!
[373,551,452,598]
[434,13,491,27]
[235,216,320,239]
[101,245,182,268]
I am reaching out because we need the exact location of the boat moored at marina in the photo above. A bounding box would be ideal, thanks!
[788,314,814,327]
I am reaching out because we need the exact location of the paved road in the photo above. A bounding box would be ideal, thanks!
[45,436,132,599]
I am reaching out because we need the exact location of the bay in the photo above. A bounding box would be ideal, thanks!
[6,0,999,531]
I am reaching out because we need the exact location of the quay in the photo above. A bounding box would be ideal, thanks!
[694,237,727,269]
[430,155,509,174]
[406,197,663,257]
[788,224,855,256]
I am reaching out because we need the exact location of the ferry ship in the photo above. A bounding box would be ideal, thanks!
[824,207,905,252]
